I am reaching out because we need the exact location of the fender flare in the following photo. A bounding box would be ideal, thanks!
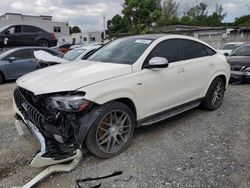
[77,102,113,147]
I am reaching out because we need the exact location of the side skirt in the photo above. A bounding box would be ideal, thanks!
[137,98,202,127]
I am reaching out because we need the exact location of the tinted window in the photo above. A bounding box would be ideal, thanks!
[22,25,43,33]
[230,45,250,56]
[180,39,208,60]
[204,46,216,56]
[60,44,71,48]
[7,49,33,60]
[146,39,180,63]
[43,49,60,56]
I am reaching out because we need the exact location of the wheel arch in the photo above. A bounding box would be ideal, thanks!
[0,70,6,82]
[204,72,228,97]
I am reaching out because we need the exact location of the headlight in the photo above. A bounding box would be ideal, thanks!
[47,95,90,112]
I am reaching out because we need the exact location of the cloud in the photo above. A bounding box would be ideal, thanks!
[0,0,249,31]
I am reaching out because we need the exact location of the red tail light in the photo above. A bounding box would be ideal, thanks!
[51,33,56,40]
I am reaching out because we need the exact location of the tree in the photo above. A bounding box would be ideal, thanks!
[234,15,250,26]
[70,26,81,34]
[107,14,129,36]
[162,0,179,20]
[122,0,162,34]
[187,2,208,19]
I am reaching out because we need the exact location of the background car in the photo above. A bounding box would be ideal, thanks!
[0,25,57,47]
[34,45,102,65]
[218,42,245,55]
[226,44,250,83]
[0,47,63,84]
[52,43,72,53]
[63,45,102,61]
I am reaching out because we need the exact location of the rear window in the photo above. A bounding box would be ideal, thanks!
[22,25,44,33]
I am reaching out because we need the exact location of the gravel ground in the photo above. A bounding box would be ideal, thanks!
[0,82,249,188]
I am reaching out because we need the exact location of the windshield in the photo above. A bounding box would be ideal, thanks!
[220,44,241,50]
[88,37,153,64]
[63,49,86,61]
[230,46,250,56]
[0,25,10,33]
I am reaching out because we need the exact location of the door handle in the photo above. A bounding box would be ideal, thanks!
[177,68,185,73]
[209,62,215,66]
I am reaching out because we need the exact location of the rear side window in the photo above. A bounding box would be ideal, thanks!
[180,39,208,60]
[43,49,60,56]
[204,46,216,56]
[7,49,33,60]
[22,25,43,33]
[146,39,180,63]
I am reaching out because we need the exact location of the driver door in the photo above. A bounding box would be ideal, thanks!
[2,25,22,47]
[136,39,188,117]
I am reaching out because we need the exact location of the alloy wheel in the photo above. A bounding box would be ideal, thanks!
[96,110,132,154]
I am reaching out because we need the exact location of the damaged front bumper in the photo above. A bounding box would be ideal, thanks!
[230,70,250,84]
[14,101,82,168]
[13,86,82,167]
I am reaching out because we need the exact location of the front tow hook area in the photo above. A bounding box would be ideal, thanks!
[13,114,83,188]
[18,149,82,188]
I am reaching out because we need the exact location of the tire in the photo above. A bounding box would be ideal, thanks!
[201,77,225,111]
[0,72,4,84]
[38,39,49,47]
[85,102,135,158]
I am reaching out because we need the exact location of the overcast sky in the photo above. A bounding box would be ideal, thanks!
[0,0,250,31]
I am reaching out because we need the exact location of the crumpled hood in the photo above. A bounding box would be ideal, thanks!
[227,56,250,66]
[17,61,132,95]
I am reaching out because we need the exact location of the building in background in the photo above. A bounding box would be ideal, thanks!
[58,31,103,45]
[154,25,250,49]
[0,13,69,38]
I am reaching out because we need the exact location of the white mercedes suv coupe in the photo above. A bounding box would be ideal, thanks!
[13,34,230,165]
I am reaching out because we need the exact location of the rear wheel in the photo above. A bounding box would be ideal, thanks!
[201,77,225,111]
[38,39,49,47]
[0,72,4,84]
[85,102,135,158]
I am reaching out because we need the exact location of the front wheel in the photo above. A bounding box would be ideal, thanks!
[0,72,4,84]
[85,102,135,158]
[201,77,225,111]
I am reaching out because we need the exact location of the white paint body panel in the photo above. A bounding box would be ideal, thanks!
[16,35,230,120]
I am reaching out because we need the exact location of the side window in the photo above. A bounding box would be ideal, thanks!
[43,49,59,56]
[180,39,208,60]
[7,50,33,60]
[204,46,216,56]
[146,39,180,63]
[22,25,42,33]
[5,25,21,34]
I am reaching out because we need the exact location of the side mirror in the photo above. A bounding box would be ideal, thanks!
[8,57,16,62]
[146,57,169,68]
[224,52,229,56]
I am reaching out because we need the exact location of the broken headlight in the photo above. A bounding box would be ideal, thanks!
[47,95,90,112]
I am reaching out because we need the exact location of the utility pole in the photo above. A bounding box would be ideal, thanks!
[246,4,250,13]
[103,15,106,40]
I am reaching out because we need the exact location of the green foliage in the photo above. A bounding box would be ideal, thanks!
[106,0,249,37]
[234,15,250,26]
[107,0,161,37]
[70,26,81,34]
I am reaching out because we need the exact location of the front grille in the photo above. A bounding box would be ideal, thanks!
[14,87,45,129]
